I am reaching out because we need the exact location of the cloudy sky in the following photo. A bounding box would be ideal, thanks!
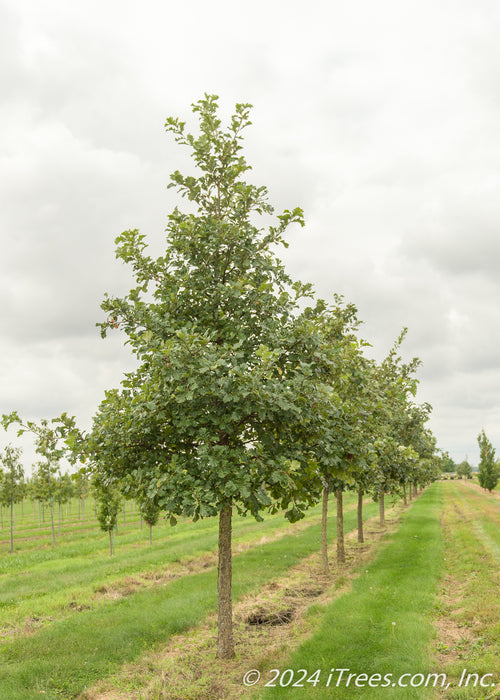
[1,0,499,470]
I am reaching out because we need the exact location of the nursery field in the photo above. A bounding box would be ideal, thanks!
[0,481,499,699]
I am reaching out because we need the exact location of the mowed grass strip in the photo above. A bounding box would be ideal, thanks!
[0,493,359,635]
[0,499,379,699]
[433,481,500,699]
[257,484,443,700]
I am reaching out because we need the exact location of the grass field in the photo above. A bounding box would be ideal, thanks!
[0,481,498,699]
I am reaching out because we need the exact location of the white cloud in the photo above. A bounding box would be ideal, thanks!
[1,0,500,468]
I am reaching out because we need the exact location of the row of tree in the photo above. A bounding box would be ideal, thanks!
[0,440,162,554]
[2,96,445,659]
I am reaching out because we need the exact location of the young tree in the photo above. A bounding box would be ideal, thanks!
[456,459,473,479]
[1,415,67,547]
[439,451,456,474]
[80,96,330,658]
[92,477,122,556]
[32,460,59,547]
[477,430,499,492]
[54,471,74,533]
[139,497,161,545]
[73,470,90,523]
[0,444,25,554]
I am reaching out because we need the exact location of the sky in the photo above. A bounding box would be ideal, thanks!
[1,0,499,471]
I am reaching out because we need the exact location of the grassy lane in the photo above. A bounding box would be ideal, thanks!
[257,484,444,699]
[0,494,359,637]
[0,500,379,699]
[432,481,500,699]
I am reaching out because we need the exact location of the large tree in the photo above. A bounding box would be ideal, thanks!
[81,95,331,658]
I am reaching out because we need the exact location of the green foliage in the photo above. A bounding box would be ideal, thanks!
[456,459,473,479]
[55,472,74,507]
[477,429,499,492]
[92,478,122,535]
[0,444,24,508]
[84,95,332,525]
[439,450,456,473]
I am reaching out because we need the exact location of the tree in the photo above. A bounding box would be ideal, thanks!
[80,95,331,659]
[439,451,456,474]
[92,476,122,556]
[54,471,74,533]
[139,497,161,545]
[370,331,422,526]
[32,460,59,547]
[477,430,499,492]
[456,459,473,479]
[73,470,90,523]
[311,305,373,572]
[0,444,24,554]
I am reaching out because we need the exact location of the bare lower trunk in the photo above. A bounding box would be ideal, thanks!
[50,502,56,547]
[403,483,407,505]
[321,485,330,574]
[413,482,418,498]
[10,500,14,554]
[217,504,234,659]
[149,523,152,545]
[336,490,345,564]
[379,492,385,527]
[357,489,364,543]
[109,530,113,556]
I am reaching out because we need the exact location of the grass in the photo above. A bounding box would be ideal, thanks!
[3,482,497,700]
[257,484,444,699]
[0,493,360,636]
[0,495,378,699]
[432,480,500,699]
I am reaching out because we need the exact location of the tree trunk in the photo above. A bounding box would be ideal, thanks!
[403,483,407,505]
[50,502,56,547]
[109,530,114,556]
[357,489,364,543]
[336,489,345,564]
[149,523,153,545]
[216,504,235,659]
[10,498,14,554]
[379,492,385,527]
[321,484,330,575]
